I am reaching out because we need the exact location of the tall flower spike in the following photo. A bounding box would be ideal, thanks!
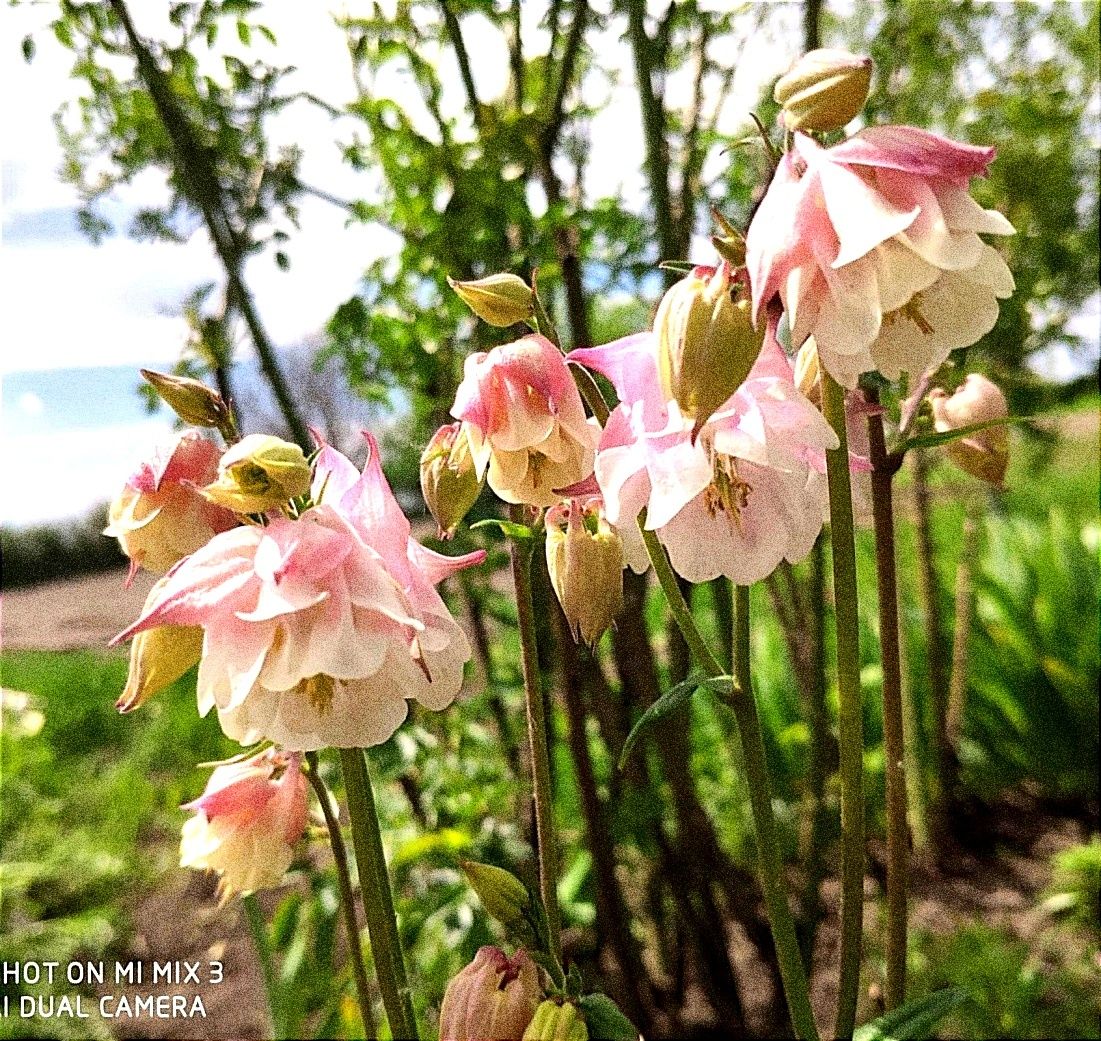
[746,125,1014,387]
[452,334,598,507]
[179,748,308,902]
[113,433,485,750]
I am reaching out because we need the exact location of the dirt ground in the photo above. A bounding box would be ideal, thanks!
[5,569,1097,1040]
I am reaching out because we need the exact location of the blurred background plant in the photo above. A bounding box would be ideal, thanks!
[3,0,1098,1038]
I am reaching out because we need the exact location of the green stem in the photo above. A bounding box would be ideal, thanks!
[821,372,866,1039]
[508,504,562,963]
[306,754,380,1038]
[867,393,909,1011]
[243,893,283,1038]
[340,748,418,1040]
[731,586,821,1041]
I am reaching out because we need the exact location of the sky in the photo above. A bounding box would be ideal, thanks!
[1,2,1096,527]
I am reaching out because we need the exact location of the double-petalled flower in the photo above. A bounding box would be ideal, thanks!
[452,334,598,507]
[179,747,308,901]
[113,435,484,750]
[569,324,838,585]
[747,126,1014,387]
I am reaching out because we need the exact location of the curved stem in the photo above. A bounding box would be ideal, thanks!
[306,754,380,1038]
[821,372,866,1039]
[867,394,909,1011]
[509,504,562,963]
[340,748,419,1040]
[731,586,821,1041]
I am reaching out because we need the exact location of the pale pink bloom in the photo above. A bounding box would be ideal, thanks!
[438,946,541,1041]
[569,325,838,585]
[180,747,308,900]
[113,435,484,750]
[104,431,237,579]
[929,373,1010,486]
[747,126,1014,387]
[452,334,598,507]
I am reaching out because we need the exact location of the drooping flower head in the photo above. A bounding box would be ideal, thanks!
[180,747,308,901]
[746,126,1014,387]
[104,431,237,579]
[113,434,484,750]
[452,334,598,507]
[569,323,838,585]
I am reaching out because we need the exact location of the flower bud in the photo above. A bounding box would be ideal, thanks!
[929,374,1009,486]
[449,273,535,328]
[141,369,230,429]
[654,263,762,438]
[774,48,873,133]
[522,1000,589,1041]
[421,422,484,537]
[462,860,532,931]
[545,500,624,647]
[439,947,542,1041]
[201,434,312,514]
[118,578,203,712]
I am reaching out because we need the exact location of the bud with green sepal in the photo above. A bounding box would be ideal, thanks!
[201,434,312,514]
[141,368,234,434]
[522,1000,589,1041]
[774,48,873,133]
[421,421,484,538]
[449,273,535,327]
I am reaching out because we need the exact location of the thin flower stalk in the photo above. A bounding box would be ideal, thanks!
[509,504,563,963]
[821,371,866,1039]
[866,388,909,1011]
[305,753,379,1039]
[340,748,419,1040]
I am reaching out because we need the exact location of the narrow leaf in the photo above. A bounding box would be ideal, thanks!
[853,988,968,1041]
[619,675,733,770]
[901,414,1036,451]
[658,260,697,273]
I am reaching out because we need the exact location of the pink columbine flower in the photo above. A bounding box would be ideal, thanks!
[104,431,237,579]
[451,334,599,507]
[569,325,839,585]
[113,434,485,750]
[746,125,1015,387]
[180,747,308,901]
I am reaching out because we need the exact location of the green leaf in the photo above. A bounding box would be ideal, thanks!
[236,19,251,46]
[469,517,535,542]
[853,988,968,1041]
[900,415,1036,451]
[618,674,733,770]
[658,260,697,273]
[21,35,36,62]
[578,993,640,1040]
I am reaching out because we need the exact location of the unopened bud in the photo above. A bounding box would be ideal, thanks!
[421,422,484,537]
[710,208,746,268]
[141,369,229,429]
[202,434,312,514]
[522,1000,589,1041]
[439,947,542,1041]
[118,579,203,712]
[462,861,532,930]
[546,500,623,647]
[794,339,821,405]
[929,374,1009,487]
[654,263,761,437]
[774,48,873,133]
[449,273,535,328]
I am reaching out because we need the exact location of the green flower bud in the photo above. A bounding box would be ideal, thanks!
[462,861,532,931]
[201,434,312,514]
[545,500,623,647]
[420,422,484,537]
[774,48,873,133]
[522,1000,589,1041]
[449,273,535,327]
[654,263,762,438]
[141,368,230,429]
